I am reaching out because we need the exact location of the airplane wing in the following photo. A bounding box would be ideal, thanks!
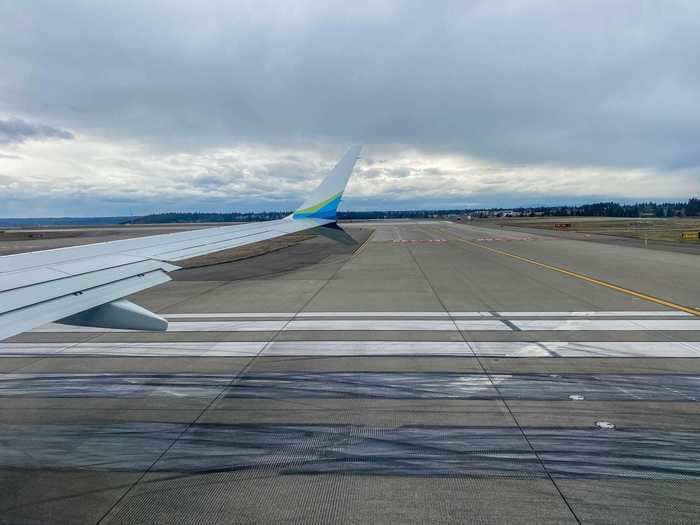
[0,145,362,340]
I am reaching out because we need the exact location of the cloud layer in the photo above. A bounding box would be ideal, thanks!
[1,1,699,216]
[0,118,73,145]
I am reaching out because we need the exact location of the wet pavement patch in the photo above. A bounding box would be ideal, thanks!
[0,423,698,479]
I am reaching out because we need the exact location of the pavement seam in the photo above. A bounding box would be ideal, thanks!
[535,342,561,357]
[499,319,521,331]
[95,231,363,525]
[404,240,583,525]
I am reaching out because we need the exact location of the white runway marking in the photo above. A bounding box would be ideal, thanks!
[27,312,700,333]
[470,341,700,357]
[1,341,471,357]
[4,341,700,358]
[162,311,687,319]
[513,319,700,331]
[32,319,508,332]
[285,320,508,331]
[295,311,494,318]
[33,321,289,332]
[163,312,494,318]
[265,341,473,356]
[0,342,267,357]
[449,312,495,317]
[164,313,296,319]
[498,311,691,317]
[453,320,510,331]
[468,343,554,357]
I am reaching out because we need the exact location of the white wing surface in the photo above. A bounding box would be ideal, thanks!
[0,146,362,340]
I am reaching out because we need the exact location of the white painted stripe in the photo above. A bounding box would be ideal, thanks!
[498,311,691,317]
[3,341,700,358]
[454,320,510,331]
[513,320,700,331]
[163,311,494,318]
[164,313,294,319]
[33,319,506,333]
[0,342,266,356]
[295,311,485,317]
[297,312,453,317]
[265,341,473,356]
[469,341,700,357]
[0,343,67,355]
[469,342,554,357]
[543,341,700,358]
[161,311,688,320]
[32,318,700,333]
[0,341,472,357]
[285,320,507,331]
[160,321,285,332]
[66,342,266,356]
[34,321,288,332]
[284,320,456,331]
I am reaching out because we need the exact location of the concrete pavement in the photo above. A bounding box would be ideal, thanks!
[1,220,699,524]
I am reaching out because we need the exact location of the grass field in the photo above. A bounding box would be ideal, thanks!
[0,230,82,241]
[495,217,700,243]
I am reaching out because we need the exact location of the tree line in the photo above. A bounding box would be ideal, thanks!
[509,198,700,218]
[124,198,700,224]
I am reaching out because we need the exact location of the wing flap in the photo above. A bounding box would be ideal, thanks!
[0,254,176,293]
[0,269,171,340]
[49,254,152,275]
[0,259,175,315]
[0,268,70,293]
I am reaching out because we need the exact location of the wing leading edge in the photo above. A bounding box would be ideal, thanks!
[0,145,362,341]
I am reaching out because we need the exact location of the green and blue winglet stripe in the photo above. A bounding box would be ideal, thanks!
[293,192,343,220]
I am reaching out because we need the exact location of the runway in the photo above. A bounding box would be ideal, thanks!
[2,220,700,524]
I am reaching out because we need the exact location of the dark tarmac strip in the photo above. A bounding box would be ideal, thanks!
[0,423,698,479]
[2,221,700,524]
[2,372,699,401]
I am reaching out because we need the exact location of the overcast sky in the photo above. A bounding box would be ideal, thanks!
[1,1,699,217]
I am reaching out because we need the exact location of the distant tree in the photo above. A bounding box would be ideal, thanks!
[121,197,700,224]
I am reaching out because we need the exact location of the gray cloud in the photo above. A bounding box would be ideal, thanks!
[0,118,73,145]
[1,141,695,217]
[0,1,699,217]
[1,1,699,170]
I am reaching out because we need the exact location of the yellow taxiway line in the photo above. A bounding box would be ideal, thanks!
[444,231,700,317]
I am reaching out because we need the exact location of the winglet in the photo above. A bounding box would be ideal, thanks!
[292,145,362,221]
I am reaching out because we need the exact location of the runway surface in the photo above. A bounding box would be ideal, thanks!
[2,220,700,524]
